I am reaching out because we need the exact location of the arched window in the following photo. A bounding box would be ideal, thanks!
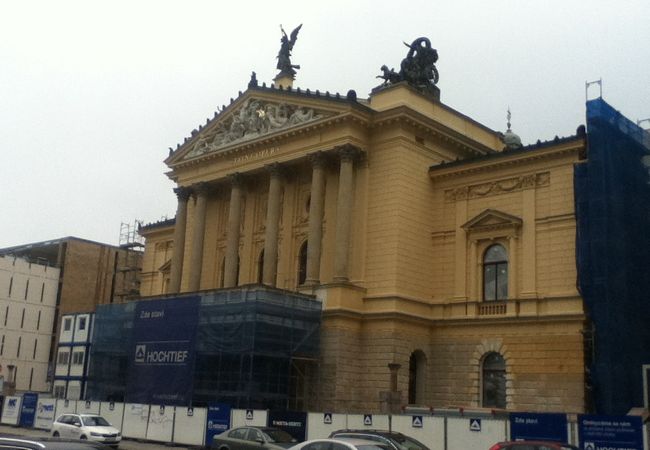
[483,244,508,301]
[482,352,506,408]
[408,350,427,405]
[257,249,265,284]
[297,241,308,286]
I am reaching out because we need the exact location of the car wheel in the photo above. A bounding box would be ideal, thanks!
[52,431,60,437]
[80,435,88,440]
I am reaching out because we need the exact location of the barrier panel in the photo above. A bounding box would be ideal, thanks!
[145,405,174,442]
[306,412,348,439]
[174,406,207,447]
[391,415,445,450]
[346,413,389,430]
[99,402,125,432]
[121,403,150,439]
[76,400,100,415]
[231,408,267,427]
[0,396,22,425]
[447,417,507,450]
[54,399,76,417]
[34,398,56,430]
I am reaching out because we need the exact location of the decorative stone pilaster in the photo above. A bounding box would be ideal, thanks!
[262,163,283,286]
[168,186,192,294]
[187,182,210,292]
[224,173,244,288]
[305,152,328,286]
[333,145,359,282]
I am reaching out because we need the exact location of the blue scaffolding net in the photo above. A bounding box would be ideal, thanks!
[86,285,321,409]
[575,98,650,414]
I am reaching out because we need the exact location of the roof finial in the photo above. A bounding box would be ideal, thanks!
[507,107,512,131]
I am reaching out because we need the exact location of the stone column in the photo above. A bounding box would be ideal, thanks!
[263,163,283,286]
[169,186,192,294]
[224,174,244,288]
[305,152,327,286]
[333,146,358,282]
[188,182,209,292]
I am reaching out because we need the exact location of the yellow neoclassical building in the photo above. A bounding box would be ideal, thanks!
[139,41,586,413]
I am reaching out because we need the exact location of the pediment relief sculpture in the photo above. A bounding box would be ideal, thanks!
[184,99,332,160]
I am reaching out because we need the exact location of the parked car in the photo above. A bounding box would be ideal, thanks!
[289,438,393,450]
[328,430,429,450]
[211,426,299,450]
[51,413,121,448]
[489,441,580,450]
[0,434,108,449]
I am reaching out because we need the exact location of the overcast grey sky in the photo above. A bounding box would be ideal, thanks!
[2,0,649,248]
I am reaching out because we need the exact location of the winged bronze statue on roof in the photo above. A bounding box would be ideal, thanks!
[276,24,303,78]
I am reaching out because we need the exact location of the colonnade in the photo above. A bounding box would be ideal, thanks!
[167,145,361,294]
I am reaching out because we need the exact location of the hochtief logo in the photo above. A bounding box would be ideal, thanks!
[134,342,189,365]
[135,345,146,363]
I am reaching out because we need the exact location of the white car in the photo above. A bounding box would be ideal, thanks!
[289,438,393,450]
[51,413,121,448]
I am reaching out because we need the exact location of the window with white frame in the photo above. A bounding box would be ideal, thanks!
[72,350,84,365]
[57,350,70,365]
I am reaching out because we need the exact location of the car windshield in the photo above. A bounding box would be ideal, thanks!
[389,434,428,450]
[82,416,110,426]
[357,445,393,450]
[263,429,296,443]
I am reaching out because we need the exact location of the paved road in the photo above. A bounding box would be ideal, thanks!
[0,424,199,449]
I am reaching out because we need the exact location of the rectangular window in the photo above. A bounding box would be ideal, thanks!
[63,317,72,332]
[54,385,66,399]
[20,308,25,329]
[37,311,41,330]
[0,335,4,355]
[29,367,34,391]
[8,277,13,297]
[72,351,84,365]
[24,279,29,300]
[33,339,38,359]
[78,317,87,331]
[57,350,69,365]
[3,306,7,327]
[40,282,45,303]
[17,336,21,358]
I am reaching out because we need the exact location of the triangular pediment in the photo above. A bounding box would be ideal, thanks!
[166,88,351,164]
[158,259,171,273]
[462,209,522,232]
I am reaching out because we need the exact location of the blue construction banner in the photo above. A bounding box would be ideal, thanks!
[126,296,201,405]
[510,412,568,442]
[19,392,38,427]
[205,403,231,447]
[579,415,644,450]
[268,410,307,442]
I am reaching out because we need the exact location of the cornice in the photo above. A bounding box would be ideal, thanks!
[371,105,497,158]
[429,137,584,181]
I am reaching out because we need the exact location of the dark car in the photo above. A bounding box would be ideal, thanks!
[212,426,299,450]
[489,441,580,450]
[0,435,108,449]
[328,430,429,450]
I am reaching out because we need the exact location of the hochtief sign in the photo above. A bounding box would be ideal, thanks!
[579,415,644,450]
[126,296,201,405]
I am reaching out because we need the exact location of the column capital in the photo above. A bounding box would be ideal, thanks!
[173,186,192,201]
[336,144,362,163]
[309,151,328,168]
[192,181,211,197]
[266,162,284,178]
[228,172,245,187]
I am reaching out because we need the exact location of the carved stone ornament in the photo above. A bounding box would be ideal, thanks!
[444,173,550,202]
[184,99,330,159]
